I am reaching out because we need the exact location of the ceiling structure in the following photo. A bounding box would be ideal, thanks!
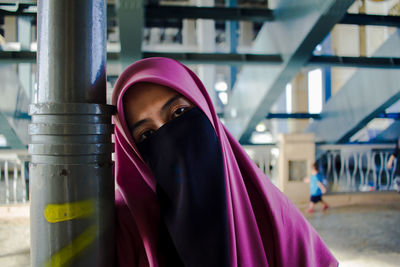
[0,0,399,148]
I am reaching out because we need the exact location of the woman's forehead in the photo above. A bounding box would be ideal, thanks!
[124,82,176,100]
[123,82,188,121]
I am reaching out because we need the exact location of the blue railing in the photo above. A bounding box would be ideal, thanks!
[317,144,397,193]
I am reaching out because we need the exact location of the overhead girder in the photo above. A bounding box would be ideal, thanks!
[266,113,321,119]
[306,29,400,143]
[4,50,400,69]
[0,4,273,22]
[3,3,400,27]
[340,13,400,28]
[223,0,355,142]
[145,5,274,22]
[308,55,400,69]
[143,52,282,65]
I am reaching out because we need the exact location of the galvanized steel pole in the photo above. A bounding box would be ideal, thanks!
[29,0,115,266]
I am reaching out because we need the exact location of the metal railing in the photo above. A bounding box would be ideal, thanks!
[317,144,397,193]
[243,145,279,185]
[0,151,30,204]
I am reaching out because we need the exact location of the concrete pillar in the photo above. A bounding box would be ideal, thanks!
[239,21,253,48]
[4,16,17,42]
[277,133,315,204]
[329,1,360,96]
[364,0,397,56]
[330,24,359,96]
[182,20,196,47]
[359,0,367,57]
[289,72,308,133]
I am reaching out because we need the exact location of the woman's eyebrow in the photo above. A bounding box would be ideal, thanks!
[161,94,184,112]
[128,95,184,133]
[129,118,149,133]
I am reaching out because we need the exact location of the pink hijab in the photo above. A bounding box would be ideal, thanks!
[112,57,337,267]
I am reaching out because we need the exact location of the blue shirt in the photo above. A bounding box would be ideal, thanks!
[310,173,323,196]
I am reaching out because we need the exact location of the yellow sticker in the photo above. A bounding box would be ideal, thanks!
[44,199,95,223]
[45,224,97,267]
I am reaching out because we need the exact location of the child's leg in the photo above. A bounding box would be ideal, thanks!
[307,202,315,213]
[321,198,329,210]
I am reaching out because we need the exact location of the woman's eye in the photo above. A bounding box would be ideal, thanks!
[172,107,188,118]
[138,129,155,142]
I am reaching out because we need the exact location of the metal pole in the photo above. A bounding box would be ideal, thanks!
[29,0,115,266]
[5,161,9,204]
[13,162,17,203]
[21,160,26,202]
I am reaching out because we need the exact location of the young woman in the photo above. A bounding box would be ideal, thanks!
[112,57,337,267]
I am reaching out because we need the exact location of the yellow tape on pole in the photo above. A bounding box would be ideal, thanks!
[45,224,97,267]
[44,199,95,223]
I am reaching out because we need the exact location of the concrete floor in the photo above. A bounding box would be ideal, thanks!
[1,202,399,267]
[0,206,30,267]
[305,203,400,267]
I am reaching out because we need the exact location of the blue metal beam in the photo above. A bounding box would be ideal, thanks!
[376,113,400,119]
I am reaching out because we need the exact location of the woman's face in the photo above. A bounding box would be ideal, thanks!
[124,82,194,143]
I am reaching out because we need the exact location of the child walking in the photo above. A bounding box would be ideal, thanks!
[305,162,329,213]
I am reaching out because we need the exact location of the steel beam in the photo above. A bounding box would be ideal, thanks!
[223,0,355,143]
[306,29,400,143]
[142,52,282,65]
[340,13,400,27]
[1,4,273,22]
[309,55,400,68]
[29,1,114,266]
[6,51,400,69]
[266,113,321,119]
[0,8,35,17]
[0,51,284,65]
[146,5,274,22]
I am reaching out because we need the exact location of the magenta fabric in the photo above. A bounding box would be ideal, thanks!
[112,57,338,267]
